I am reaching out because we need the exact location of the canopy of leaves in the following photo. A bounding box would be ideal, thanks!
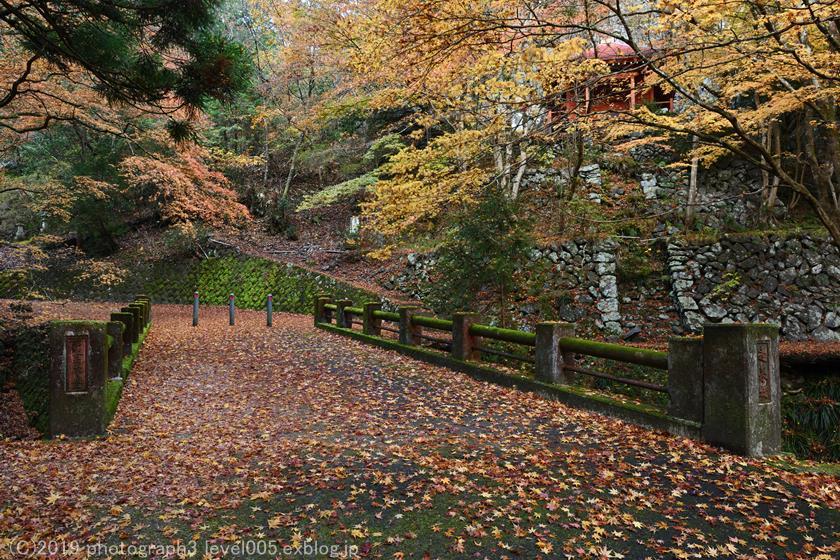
[0,0,251,114]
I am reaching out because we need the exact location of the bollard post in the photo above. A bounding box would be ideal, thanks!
[398,306,422,346]
[229,293,235,326]
[106,321,125,379]
[267,294,273,327]
[363,302,383,336]
[451,312,481,360]
[535,322,576,384]
[193,291,199,327]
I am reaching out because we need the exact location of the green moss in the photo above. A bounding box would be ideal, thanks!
[679,226,830,246]
[558,337,669,369]
[30,256,380,313]
[768,455,840,477]
[104,378,123,425]
[50,320,109,329]
[119,324,150,379]
[8,324,51,435]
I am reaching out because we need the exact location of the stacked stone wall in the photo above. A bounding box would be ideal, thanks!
[667,233,839,341]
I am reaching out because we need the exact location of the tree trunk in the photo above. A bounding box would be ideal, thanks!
[686,135,700,228]
[565,133,585,201]
[282,135,303,200]
[809,198,840,246]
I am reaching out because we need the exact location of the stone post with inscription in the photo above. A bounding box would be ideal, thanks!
[49,321,109,437]
[701,324,781,457]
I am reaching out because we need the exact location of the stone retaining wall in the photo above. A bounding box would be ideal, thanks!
[526,239,622,334]
[391,239,623,334]
[667,233,840,341]
[390,232,837,341]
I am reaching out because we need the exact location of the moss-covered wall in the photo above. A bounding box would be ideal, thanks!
[0,323,51,435]
[1,256,380,312]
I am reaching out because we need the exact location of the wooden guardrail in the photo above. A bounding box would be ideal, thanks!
[313,293,785,457]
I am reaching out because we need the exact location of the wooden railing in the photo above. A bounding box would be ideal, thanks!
[313,293,785,457]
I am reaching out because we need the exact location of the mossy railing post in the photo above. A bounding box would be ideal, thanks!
[452,312,481,361]
[111,312,135,354]
[49,321,109,437]
[267,294,273,327]
[399,306,422,346]
[701,324,781,457]
[127,304,144,333]
[336,299,353,328]
[667,337,704,423]
[123,305,143,337]
[133,296,150,325]
[193,291,200,327]
[106,321,125,379]
[135,294,151,322]
[535,322,576,384]
[314,295,332,325]
[116,310,139,346]
[363,302,383,336]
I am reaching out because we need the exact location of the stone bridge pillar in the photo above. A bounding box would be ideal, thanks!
[701,324,781,456]
[49,321,109,437]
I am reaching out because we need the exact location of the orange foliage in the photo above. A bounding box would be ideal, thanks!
[120,144,250,227]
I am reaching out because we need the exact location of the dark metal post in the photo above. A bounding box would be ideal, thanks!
[192,291,199,327]
[267,294,273,327]
[229,293,235,326]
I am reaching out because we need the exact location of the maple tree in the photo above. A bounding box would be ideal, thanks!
[316,0,840,246]
[119,138,250,228]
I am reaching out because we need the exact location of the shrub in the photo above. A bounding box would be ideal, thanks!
[426,188,533,321]
[783,378,840,462]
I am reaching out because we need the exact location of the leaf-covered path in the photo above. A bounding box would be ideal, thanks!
[1,305,838,559]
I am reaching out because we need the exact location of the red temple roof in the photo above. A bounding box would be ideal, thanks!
[582,42,656,61]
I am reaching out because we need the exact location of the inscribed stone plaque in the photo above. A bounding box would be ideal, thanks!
[757,340,771,403]
[65,334,89,393]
